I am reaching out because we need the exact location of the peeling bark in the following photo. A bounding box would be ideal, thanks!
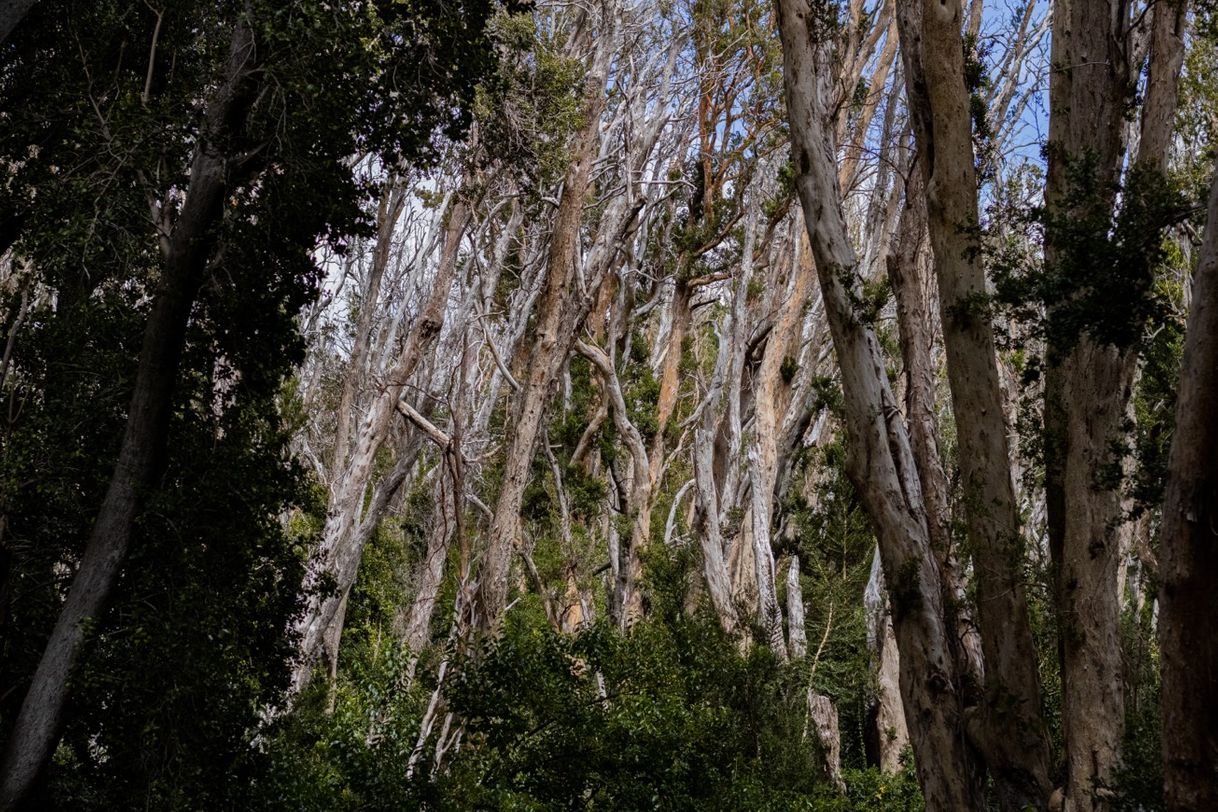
[776,1,980,803]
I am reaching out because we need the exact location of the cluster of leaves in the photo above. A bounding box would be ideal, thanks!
[474,10,589,197]
[990,155,1189,360]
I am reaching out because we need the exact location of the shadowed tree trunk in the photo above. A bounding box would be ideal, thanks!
[1042,0,1184,802]
[0,19,261,806]
[1159,156,1218,812]
[0,0,38,44]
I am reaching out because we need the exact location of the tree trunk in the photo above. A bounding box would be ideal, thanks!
[576,339,652,624]
[693,318,742,635]
[896,0,1051,803]
[289,194,472,696]
[0,19,260,806]
[865,547,912,774]
[885,171,983,685]
[808,692,846,792]
[402,472,458,652]
[1043,0,1141,804]
[0,0,39,44]
[748,223,814,659]
[1137,0,1187,171]
[776,1,981,804]
[331,183,407,477]
[786,556,807,659]
[1159,158,1218,812]
[477,17,616,624]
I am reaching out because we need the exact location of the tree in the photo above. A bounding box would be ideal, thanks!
[895,0,1052,804]
[1042,0,1188,804]
[776,0,980,803]
[0,0,504,803]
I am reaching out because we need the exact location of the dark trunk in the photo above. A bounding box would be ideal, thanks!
[1159,158,1218,812]
[0,20,260,807]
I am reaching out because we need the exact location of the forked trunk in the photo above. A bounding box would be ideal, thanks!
[896,0,1051,803]
[776,1,981,804]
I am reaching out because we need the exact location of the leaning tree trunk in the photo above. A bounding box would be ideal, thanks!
[289,193,472,697]
[896,0,1051,804]
[1158,157,1218,812]
[477,18,614,624]
[748,223,814,659]
[776,1,981,805]
[0,20,261,807]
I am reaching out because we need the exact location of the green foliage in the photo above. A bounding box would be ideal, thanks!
[991,156,1189,359]
[261,545,922,810]
[1127,275,1186,515]
[780,354,800,385]
[0,0,510,805]
[475,11,589,195]
[781,441,883,771]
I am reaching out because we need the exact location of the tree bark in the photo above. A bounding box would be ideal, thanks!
[885,171,984,686]
[477,17,615,624]
[289,193,472,696]
[748,223,813,659]
[693,318,742,635]
[1137,0,1187,171]
[865,546,913,774]
[896,0,1051,804]
[786,556,807,659]
[0,19,260,807]
[1159,158,1218,812]
[1043,0,1141,804]
[808,692,846,792]
[776,1,981,804]
[576,339,652,624]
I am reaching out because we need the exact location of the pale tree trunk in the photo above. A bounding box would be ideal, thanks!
[401,456,458,653]
[576,339,651,624]
[896,0,1051,804]
[1043,0,1147,804]
[885,172,984,686]
[865,547,912,774]
[786,557,807,659]
[876,617,910,773]
[289,191,473,697]
[0,19,262,806]
[838,19,898,193]
[776,2,981,804]
[808,693,846,792]
[330,184,407,477]
[1158,158,1218,812]
[692,210,763,636]
[748,221,814,659]
[693,318,742,634]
